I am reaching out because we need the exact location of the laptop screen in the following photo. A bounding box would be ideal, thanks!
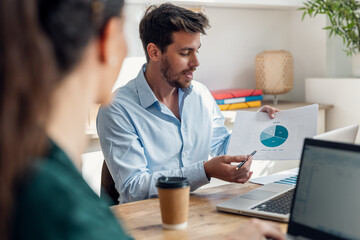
[289,139,360,240]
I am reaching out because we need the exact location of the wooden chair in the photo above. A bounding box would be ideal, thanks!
[100,160,120,205]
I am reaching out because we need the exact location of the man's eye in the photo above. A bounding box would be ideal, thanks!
[180,52,189,56]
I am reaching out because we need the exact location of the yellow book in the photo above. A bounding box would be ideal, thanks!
[218,100,261,111]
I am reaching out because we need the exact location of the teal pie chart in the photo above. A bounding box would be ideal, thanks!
[260,125,288,147]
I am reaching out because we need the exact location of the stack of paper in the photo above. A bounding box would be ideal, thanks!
[211,88,263,110]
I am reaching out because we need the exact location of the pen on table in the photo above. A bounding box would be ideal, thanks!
[235,150,257,170]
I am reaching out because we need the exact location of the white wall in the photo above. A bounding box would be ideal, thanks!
[122,4,327,102]
[306,78,360,138]
[326,31,353,78]
[197,8,292,90]
[286,10,326,101]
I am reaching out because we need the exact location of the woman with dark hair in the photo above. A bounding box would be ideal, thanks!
[0,0,284,239]
[0,0,131,239]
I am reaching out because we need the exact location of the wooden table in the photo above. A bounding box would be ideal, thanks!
[112,183,288,239]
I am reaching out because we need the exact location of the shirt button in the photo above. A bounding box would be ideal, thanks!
[182,152,187,157]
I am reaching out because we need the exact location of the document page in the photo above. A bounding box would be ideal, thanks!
[227,104,318,160]
[250,168,299,185]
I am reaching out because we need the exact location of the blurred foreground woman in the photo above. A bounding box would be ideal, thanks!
[0,0,131,239]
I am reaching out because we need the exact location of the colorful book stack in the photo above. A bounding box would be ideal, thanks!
[211,88,263,111]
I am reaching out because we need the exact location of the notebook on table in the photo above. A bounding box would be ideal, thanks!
[217,138,360,229]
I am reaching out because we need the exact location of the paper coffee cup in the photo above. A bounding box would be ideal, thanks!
[156,176,190,230]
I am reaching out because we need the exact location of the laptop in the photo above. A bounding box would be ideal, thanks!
[216,136,360,224]
[216,174,294,222]
[286,139,360,239]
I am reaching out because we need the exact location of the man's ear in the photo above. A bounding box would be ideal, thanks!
[147,43,161,62]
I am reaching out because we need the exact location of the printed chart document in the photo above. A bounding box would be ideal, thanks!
[227,104,318,160]
[250,168,299,185]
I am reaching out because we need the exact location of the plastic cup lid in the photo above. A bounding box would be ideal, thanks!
[156,176,190,189]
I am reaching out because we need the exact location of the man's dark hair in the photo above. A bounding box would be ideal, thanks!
[139,3,210,62]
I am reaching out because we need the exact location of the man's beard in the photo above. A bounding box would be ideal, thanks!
[160,56,194,89]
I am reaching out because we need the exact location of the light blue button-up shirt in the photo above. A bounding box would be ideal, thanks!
[97,64,231,203]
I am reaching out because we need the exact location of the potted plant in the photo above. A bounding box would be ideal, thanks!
[299,0,360,76]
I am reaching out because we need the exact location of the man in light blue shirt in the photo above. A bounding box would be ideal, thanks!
[97,3,278,203]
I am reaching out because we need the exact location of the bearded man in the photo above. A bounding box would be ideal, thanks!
[97,3,278,204]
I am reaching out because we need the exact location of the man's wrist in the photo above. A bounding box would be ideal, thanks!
[203,161,211,180]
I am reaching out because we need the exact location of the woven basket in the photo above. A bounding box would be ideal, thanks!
[255,50,293,95]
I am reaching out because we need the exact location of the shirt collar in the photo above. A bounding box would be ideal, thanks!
[182,82,194,95]
[135,64,159,109]
[135,63,194,108]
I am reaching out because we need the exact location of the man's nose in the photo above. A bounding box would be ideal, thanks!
[190,53,200,68]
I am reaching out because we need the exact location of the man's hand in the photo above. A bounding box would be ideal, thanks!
[203,155,253,183]
[258,105,280,119]
[225,218,285,240]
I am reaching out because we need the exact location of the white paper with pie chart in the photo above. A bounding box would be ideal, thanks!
[260,125,289,148]
[227,104,318,160]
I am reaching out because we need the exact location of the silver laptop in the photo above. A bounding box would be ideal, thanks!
[216,128,359,223]
[216,175,294,222]
[216,124,359,222]
[286,139,360,239]
[313,124,359,143]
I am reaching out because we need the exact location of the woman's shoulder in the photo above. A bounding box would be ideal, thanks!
[14,143,132,240]
[24,142,87,200]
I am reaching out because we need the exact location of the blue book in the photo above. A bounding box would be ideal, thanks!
[216,95,263,105]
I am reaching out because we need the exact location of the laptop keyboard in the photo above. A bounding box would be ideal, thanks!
[251,188,295,215]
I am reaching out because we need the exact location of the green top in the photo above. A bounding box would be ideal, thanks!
[13,140,133,240]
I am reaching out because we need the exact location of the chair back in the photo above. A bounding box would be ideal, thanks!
[100,160,120,205]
